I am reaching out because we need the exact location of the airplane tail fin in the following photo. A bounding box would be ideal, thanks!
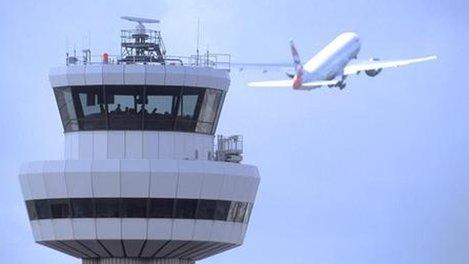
[290,40,304,88]
[290,40,303,75]
[290,40,303,78]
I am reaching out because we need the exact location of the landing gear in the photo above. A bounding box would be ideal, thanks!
[337,75,347,90]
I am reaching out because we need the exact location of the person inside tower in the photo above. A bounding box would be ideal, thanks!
[99,104,106,114]
[112,104,122,113]
[138,106,148,115]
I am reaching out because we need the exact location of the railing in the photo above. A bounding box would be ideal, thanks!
[215,135,243,163]
[65,51,231,70]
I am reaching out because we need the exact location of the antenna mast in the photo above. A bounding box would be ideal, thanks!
[119,16,166,64]
[196,18,200,66]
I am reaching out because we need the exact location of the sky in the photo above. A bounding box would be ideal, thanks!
[0,0,468,263]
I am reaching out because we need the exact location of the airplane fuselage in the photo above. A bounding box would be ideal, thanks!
[248,32,436,90]
[302,32,361,83]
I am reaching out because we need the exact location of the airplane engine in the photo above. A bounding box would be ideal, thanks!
[365,58,382,77]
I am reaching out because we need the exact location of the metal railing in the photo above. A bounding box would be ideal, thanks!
[215,135,243,163]
[65,51,231,70]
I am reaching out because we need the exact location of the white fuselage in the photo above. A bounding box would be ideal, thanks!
[303,32,361,82]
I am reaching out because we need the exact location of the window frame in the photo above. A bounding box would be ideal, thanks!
[26,198,250,223]
[53,85,225,134]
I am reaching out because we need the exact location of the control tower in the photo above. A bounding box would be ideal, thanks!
[18,17,260,264]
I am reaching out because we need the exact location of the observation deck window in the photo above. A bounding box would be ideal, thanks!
[49,199,70,218]
[54,88,78,131]
[196,89,222,134]
[149,198,174,218]
[121,198,147,218]
[106,86,144,130]
[144,87,179,130]
[95,198,120,217]
[71,198,94,218]
[76,86,107,130]
[53,85,225,134]
[26,198,253,223]
[175,199,198,219]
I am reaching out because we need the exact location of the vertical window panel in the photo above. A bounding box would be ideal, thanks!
[214,200,231,221]
[26,200,38,220]
[95,198,120,217]
[244,204,253,223]
[49,199,70,218]
[107,86,144,130]
[121,198,148,218]
[149,198,175,218]
[75,86,107,130]
[175,87,203,132]
[175,199,197,219]
[234,202,248,223]
[196,200,216,220]
[71,198,94,218]
[196,89,222,133]
[54,87,79,131]
[144,87,181,130]
[35,200,51,219]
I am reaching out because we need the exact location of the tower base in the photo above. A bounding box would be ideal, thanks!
[83,259,195,264]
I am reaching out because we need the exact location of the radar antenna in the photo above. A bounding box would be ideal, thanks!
[119,16,166,64]
[121,16,160,33]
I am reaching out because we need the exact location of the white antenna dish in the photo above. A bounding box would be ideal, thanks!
[121,16,160,24]
[121,16,160,33]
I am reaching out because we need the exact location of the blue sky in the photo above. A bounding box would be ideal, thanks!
[0,0,468,263]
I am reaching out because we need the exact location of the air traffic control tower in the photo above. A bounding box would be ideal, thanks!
[18,17,260,264]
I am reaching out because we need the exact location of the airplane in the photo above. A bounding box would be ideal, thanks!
[247,32,437,90]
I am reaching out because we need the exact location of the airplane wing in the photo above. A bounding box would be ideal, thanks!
[248,79,293,87]
[344,55,437,76]
[228,62,293,73]
[248,79,339,88]
[231,62,292,68]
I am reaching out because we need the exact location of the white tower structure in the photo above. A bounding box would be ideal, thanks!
[18,17,260,264]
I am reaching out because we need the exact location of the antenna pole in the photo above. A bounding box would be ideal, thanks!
[196,18,200,66]
[66,36,69,55]
[88,30,91,49]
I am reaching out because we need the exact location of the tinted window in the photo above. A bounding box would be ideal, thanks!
[227,201,244,222]
[35,200,51,219]
[26,198,249,222]
[149,198,174,218]
[180,95,199,118]
[214,200,231,221]
[175,199,197,219]
[53,85,224,134]
[144,87,180,130]
[121,198,147,218]
[234,202,248,223]
[95,198,120,217]
[26,200,38,220]
[49,199,70,218]
[54,87,78,131]
[244,203,254,223]
[71,198,94,218]
[107,86,144,130]
[196,89,222,134]
[76,86,107,130]
[196,200,216,220]
[174,87,204,132]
